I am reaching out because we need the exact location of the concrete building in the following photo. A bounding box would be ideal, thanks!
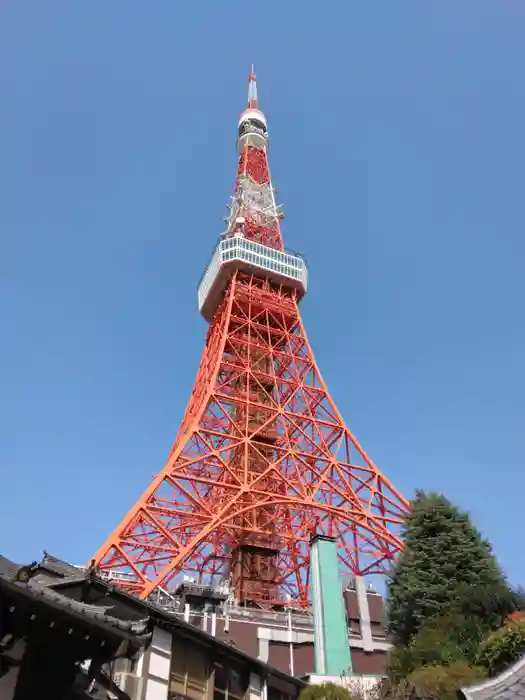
[135,537,391,684]
[141,570,390,680]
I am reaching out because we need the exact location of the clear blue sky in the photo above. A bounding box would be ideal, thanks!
[1,2,524,586]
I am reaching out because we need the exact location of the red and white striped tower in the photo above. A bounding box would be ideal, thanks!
[91,68,409,607]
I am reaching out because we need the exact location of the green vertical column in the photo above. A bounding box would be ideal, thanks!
[310,535,352,676]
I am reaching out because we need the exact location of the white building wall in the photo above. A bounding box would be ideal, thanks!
[143,626,173,700]
[249,672,263,700]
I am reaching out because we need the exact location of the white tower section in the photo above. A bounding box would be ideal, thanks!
[237,64,269,153]
[198,67,308,322]
[237,109,268,153]
[198,233,308,321]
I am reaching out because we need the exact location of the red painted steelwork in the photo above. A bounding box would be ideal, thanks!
[91,69,409,606]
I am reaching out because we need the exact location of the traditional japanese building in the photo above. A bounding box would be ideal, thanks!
[0,552,306,700]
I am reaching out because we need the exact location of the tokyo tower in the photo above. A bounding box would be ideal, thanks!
[92,67,409,607]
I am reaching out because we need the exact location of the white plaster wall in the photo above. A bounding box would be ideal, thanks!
[249,672,262,700]
[152,627,172,654]
[145,677,169,700]
[143,626,172,700]
[149,653,170,681]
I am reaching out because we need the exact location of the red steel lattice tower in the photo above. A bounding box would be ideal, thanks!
[92,68,409,607]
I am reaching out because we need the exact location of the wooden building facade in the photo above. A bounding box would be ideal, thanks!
[0,554,305,700]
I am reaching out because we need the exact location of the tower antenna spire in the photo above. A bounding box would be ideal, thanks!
[247,63,258,109]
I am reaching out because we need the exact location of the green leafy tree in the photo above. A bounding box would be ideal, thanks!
[447,581,523,659]
[454,581,521,628]
[387,491,512,648]
[406,661,485,700]
[298,684,357,700]
[477,619,525,676]
[406,614,466,668]
[388,610,480,682]
[377,662,484,700]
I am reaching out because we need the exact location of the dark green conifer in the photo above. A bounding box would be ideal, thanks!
[387,491,510,648]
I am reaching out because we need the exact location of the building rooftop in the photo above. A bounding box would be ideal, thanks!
[0,552,150,639]
[0,550,307,690]
[460,655,525,700]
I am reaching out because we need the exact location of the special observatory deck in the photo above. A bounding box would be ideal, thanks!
[198,235,308,321]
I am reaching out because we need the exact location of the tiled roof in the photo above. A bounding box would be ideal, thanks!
[26,583,150,635]
[0,555,22,581]
[0,552,149,638]
[1,551,305,690]
[40,551,84,578]
[460,655,525,700]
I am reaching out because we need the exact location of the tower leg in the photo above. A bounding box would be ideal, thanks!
[91,274,408,605]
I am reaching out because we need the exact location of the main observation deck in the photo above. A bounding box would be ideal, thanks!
[198,235,308,321]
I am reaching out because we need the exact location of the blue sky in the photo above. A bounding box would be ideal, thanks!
[1,2,524,586]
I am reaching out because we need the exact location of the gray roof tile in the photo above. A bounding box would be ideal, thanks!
[461,655,525,700]
[0,555,22,581]
[40,552,84,578]
[0,552,149,639]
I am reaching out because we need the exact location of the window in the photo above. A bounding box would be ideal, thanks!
[170,637,210,700]
[213,662,248,700]
[269,692,294,700]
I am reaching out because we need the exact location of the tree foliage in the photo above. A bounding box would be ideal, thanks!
[383,490,525,700]
[387,610,484,684]
[387,491,513,648]
[430,582,522,662]
[477,620,525,676]
[406,661,485,700]
[377,662,484,700]
[298,684,357,700]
